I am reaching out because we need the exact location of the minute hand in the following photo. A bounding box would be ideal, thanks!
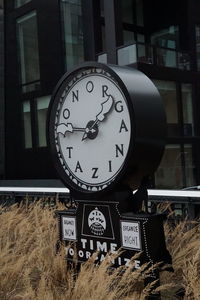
[96,95,114,122]
[81,96,114,141]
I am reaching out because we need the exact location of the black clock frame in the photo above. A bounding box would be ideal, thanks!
[47,62,166,199]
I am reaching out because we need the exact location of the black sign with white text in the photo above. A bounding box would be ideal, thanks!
[57,200,171,274]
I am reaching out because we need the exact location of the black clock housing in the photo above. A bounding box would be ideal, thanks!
[47,62,166,199]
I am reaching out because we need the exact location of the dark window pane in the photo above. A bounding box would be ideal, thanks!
[156,48,177,68]
[122,0,144,26]
[23,101,32,148]
[137,44,153,64]
[16,11,40,93]
[155,144,183,189]
[137,34,145,43]
[184,144,195,187]
[153,80,179,136]
[61,0,84,70]
[36,96,50,147]
[151,26,179,49]
[195,25,200,71]
[15,0,31,8]
[123,30,135,45]
[100,0,104,17]
[101,24,106,52]
[122,0,134,24]
[177,52,191,71]
[136,0,143,26]
[181,84,194,136]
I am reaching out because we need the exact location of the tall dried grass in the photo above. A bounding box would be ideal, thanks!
[0,201,200,300]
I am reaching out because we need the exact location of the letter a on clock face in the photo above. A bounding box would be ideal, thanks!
[52,66,132,195]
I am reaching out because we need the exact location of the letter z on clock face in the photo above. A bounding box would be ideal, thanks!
[48,64,132,197]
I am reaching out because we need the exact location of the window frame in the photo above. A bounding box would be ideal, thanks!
[16,10,40,92]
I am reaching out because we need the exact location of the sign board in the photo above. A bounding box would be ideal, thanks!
[61,216,77,241]
[120,221,141,250]
[56,200,171,275]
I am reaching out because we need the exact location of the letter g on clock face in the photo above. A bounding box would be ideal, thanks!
[48,64,132,197]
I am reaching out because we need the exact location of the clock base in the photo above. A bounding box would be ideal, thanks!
[55,186,172,278]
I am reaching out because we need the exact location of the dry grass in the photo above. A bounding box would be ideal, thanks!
[0,201,200,300]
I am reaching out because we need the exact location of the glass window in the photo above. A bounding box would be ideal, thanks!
[151,26,179,49]
[61,0,84,70]
[178,52,191,71]
[15,0,31,8]
[153,80,179,136]
[195,25,200,71]
[137,44,153,64]
[137,34,145,43]
[122,0,143,26]
[155,144,183,189]
[36,96,50,147]
[123,30,135,45]
[23,101,32,149]
[101,25,106,52]
[16,11,40,93]
[122,0,134,24]
[136,0,143,26]
[118,43,153,65]
[181,84,194,136]
[184,144,195,188]
[156,48,177,68]
[100,0,104,17]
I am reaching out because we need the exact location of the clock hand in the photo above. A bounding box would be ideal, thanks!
[96,95,114,122]
[57,123,87,136]
[82,95,114,141]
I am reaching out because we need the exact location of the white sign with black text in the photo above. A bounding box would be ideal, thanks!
[121,221,141,250]
[62,216,77,241]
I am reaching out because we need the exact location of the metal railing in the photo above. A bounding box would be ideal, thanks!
[0,186,199,203]
[0,181,70,206]
[97,43,191,71]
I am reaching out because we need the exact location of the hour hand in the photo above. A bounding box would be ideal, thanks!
[57,123,85,136]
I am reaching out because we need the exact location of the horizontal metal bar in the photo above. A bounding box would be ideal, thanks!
[0,187,70,194]
[0,187,199,197]
[148,189,200,198]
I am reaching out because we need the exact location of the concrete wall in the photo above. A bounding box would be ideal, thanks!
[0,2,5,179]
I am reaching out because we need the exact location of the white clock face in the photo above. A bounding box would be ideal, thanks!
[54,68,132,192]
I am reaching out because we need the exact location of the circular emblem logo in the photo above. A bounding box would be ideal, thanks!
[88,207,106,236]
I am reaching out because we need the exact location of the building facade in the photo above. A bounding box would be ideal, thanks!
[1,0,200,191]
[0,0,4,180]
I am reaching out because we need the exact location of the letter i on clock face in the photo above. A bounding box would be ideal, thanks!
[48,63,133,198]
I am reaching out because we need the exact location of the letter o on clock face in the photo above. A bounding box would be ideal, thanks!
[47,62,166,199]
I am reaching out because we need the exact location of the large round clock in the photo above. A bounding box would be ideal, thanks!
[47,62,166,199]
